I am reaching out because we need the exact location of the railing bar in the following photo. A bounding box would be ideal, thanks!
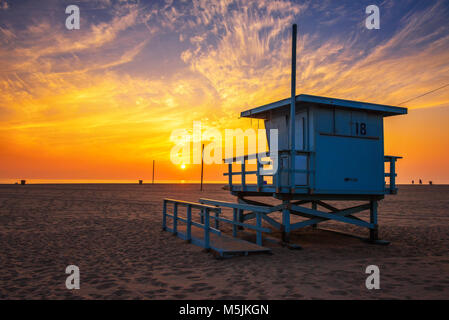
[186,205,192,241]
[215,209,220,229]
[224,171,258,176]
[213,216,271,233]
[189,221,221,234]
[228,163,232,188]
[204,208,210,249]
[232,208,238,237]
[256,212,262,246]
[163,199,221,211]
[173,203,178,234]
[241,162,246,191]
[162,199,167,230]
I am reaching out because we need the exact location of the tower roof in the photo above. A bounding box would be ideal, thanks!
[240,94,408,119]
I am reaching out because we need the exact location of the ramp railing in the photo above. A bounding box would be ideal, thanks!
[163,199,221,250]
[199,198,272,246]
[163,198,271,247]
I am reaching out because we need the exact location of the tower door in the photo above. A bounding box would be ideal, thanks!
[295,112,307,150]
[294,111,308,185]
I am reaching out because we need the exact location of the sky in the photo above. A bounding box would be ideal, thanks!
[0,0,448,183]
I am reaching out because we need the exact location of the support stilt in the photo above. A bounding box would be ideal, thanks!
[238,209,244,230]
[282,200,290,243]
[311,201,317,229]
[369,200,378,241]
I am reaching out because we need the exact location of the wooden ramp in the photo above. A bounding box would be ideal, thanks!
[174,225,271,258]
[163,198,271,258]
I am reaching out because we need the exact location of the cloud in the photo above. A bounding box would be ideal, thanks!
[177,0,449,112]
[0,0,8,10]
[0,0,448,181]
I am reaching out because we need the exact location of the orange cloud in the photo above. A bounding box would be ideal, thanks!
[0,0,448,183]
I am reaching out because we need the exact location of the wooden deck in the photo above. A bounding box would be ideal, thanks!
[173,225,271,258]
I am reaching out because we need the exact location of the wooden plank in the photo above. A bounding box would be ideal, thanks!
[213,215,271,233]
[290,204,373,229]
[163,199,220,212]
[237,197,285,213]
[224,171,257,176]
[176,225,271,256]
[199,198,273,213]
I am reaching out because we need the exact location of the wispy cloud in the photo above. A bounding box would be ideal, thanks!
[0,0,448,181]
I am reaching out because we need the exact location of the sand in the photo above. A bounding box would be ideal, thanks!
[0,183,448,299]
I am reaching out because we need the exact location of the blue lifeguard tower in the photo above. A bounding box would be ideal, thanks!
[213,93,406,244]
[162,24,407,257]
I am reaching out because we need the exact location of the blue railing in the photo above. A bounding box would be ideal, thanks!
[223,150,313,192]
[163,199,221,250]
[384,156,402,194]
[163,198,271,247]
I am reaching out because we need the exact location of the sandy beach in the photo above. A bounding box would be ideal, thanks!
[0,183,448,299]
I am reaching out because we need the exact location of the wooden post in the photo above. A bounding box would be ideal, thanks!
[232,208,238,237]
[256,160,262,191]
[204,208,210,250]
[200,144,204,191]
[282,200,291,243]
[256,212,262,246]
[162,200,167,231]
[214,209,219,229]
[238,209,244,230]
[228,163,233,189]
[370,200,378,241]
[390,158,396,193]
[173,203,178,235]
[312,201,317,229]
[186,205,192,242]
[241,162,246,191]
[276,162,281,193]
[289,24,297,192]
[152,160,155,184]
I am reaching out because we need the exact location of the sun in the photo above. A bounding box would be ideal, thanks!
[180,164,186,170]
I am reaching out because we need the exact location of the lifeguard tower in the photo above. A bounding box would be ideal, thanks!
[162,24,407,257]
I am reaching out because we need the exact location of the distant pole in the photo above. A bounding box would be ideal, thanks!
[200,144,204,191]
[152,160,155,184]
[289,24,297,192]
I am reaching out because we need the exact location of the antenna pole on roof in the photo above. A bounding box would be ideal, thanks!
[289,24,297,192]
[200,144,204,191]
